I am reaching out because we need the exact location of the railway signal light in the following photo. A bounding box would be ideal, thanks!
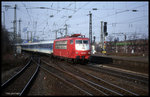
[104,22,108,36]
[105,32,108,36]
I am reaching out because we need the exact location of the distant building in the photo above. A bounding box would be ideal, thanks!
[105,39,149,56]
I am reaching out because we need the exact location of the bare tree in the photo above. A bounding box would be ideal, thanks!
[1,26,13,55]
[107,35,114,42]
[132,32,138,40]
[141,33,148,40]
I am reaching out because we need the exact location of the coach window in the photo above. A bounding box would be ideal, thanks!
[70,40,73,44]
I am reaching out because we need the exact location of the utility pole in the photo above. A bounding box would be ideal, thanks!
[100,21,104,51]
[89,11,92,45]
[30,31,32,42]
[34,21,37,41]
[17,18,22,43]
[52,30,58,39]
[18,18,21,39]
[13,4,17,42]
[2,11,5,28]
[27,31,29,42]
[56,30,58,39]
[64,24,68,36]
[122,33,127,53]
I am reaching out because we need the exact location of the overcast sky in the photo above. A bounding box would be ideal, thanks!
[1,1,149,42]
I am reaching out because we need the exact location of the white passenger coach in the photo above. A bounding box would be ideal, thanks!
[17,41,54,54]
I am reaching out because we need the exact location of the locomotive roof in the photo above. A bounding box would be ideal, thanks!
[55,37,89,41]
[55,34,89,41]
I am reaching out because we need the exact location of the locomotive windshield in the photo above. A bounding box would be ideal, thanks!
[76,40,89,44]
[75,40,90,51]
[83,40,89,44]
[76,40,82,44]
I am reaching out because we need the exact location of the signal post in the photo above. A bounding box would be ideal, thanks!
[101,21,108,54]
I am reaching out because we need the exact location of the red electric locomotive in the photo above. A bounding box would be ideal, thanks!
[53,34,91,63]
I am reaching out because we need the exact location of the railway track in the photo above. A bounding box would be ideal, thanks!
[40,59,108,95]
[84,64,148,85]
[40,57,141,96]
[56,61,141,96]
[74,64,148,95]
[1,57,40,96]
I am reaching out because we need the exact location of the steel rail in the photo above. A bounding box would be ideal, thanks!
[64,63,139,96]
[79,76,123,96]
[58,63,123,96]
[89,65,148,85]
[39,65,92,95]
[41,60,107,95]
[1,58,32,88]
[19,58,40,96]
[2,57,39,96]
[87,72,139,96]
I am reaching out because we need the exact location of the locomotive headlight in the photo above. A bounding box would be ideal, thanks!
[81,52,86,54]
[88,52,91,54]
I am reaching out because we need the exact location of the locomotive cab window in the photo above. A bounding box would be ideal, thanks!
[76,40,89,44]
[70,40,73,44]
[83,40,89,44]
[76,40,82,44]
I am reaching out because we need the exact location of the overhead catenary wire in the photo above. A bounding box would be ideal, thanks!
[94,3,148,20]
[58,2,90,29]
[22,3,33,28]
[2,2,148,42]
[107,15,148,25]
